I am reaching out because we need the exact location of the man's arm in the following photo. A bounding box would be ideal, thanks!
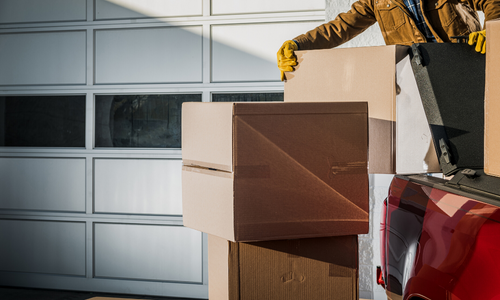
[294,0,377,50]
[277,0,377,80]
[465,0,500,21]
[465,0,500,53]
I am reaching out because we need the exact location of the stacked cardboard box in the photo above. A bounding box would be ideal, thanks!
[182,101,368,299]
[284,45,440,174]
[208,234,358,300]
[485,19,500,178]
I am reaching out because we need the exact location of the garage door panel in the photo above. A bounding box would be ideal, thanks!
[95,27,203,84]
[94,223,203,282]
[0,158,86,212]
[0,0,86,24]
[0,220,86,276]
[211,21,323,82]
[94,159,183,215]
[0,31,86,85]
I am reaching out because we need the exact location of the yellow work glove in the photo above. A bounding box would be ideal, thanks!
[468,30,486,54]
[277,40,298,81]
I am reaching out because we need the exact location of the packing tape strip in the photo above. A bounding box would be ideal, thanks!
[329,161,367,176]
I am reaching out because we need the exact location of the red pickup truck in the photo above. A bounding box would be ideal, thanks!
[377,43,498,300]
[378,172,500,300]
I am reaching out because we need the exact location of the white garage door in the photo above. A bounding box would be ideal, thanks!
[0,0,324,298]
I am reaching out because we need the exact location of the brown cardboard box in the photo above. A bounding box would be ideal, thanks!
[208,234,358,300]
[485,19,500,177]
[182,102,368,242]
[284,45,440,174]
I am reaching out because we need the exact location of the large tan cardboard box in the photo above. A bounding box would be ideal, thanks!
[208,234,358,300]
[284,45,440,174]
[485,19,500,177]
[182,102,368,242]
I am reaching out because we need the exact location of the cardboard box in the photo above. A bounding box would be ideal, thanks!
[208,234,358,300]
[284,45,440,174]
[182,102,368,242]
[485,19,500,177]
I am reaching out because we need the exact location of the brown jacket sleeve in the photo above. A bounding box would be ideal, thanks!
[293,0,377,50]
[463,0,500,22]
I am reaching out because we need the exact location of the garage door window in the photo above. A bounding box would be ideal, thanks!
[212,93,283,102]
[0,95,86,147]
[95,94,201,148]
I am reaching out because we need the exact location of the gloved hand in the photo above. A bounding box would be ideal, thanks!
[468,30,486,54]
[277,40,298,81]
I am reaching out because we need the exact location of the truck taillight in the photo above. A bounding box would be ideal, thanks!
[377,266,386,288]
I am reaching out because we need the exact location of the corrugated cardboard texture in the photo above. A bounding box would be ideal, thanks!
[182,102,369,242]
[486,19,500,177]
[208,234,358,300]
[283,45,440,174]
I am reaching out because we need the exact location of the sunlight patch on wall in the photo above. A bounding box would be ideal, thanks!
[211,0,324,15]
[212,21,323,65]
[96,0,202,20]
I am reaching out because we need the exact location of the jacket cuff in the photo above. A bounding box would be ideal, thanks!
[293,35,311,50]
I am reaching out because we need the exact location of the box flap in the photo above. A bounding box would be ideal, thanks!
[182,166,235,241]
[284,45,405,122]
[182,102,234,172]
